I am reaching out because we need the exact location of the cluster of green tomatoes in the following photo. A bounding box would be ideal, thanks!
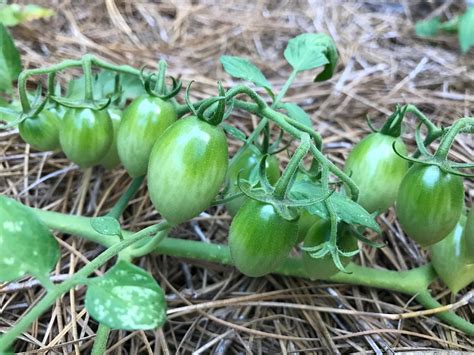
[13,64,474,290]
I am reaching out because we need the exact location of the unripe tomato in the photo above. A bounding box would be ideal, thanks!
[100,108,122,169]
[19,110,61,151]
[147,116,228,225]
[60,108,113,168]
[464,208,474,264]
[430,215,474,294]
[296,211,321,244]
[396,164,464,247]
[302,221,358,280]
[229,200,298,277]
[225,145,280,216]
[117,95,177,177]
[344,132,408,213]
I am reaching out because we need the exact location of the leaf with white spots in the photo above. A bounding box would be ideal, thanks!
[85,261,167,330]
[90,216,121,237]
[0,196,60,282]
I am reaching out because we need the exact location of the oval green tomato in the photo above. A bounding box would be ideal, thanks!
[225,145,280,216]
[302,221,358,280]
[0,195,60,282]
[296,210,321,244]
[147,116,228,225]
[396,164,464,247]
[430,215,474,294]
[60,108,113,168]
[117,95,177,177]
[19,110,61,151]
[229,200,298,277]
[100,108,122,169]
[344,132,408,213]
[464,208,474,264]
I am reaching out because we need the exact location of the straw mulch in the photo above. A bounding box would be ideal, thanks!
[1,0,473,353]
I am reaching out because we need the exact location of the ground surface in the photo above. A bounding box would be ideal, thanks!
[1,0,473,354]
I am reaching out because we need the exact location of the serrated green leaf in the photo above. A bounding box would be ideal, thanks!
[0,24,21,93]
[0,4,54,27]
[290,180,380,232]
[459,7,474,53]
[85,261,167,330]
[0,196,60,282]
[90,216,121,236]
[284,33,338,81]
[220,55,272,89]
[415,17,441,37]
[282,103,312,128]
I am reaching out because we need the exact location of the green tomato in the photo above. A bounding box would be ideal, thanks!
[19,110,61,151]
[60,108,113,168]
[229,199,298,277]
[147,116,228,225]
[396,164,464,247]
[464,208,474,264]
[100,108,122,169]
[225,145,280,216]
[430,215,474,294]
[344,132,408,213]
[117,95,177,177]
[302,221,358,280]
[296,210,321,244]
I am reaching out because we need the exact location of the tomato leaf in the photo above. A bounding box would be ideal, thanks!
[85,261,167,330]
[281,103,312,128]
[0,196,60,282]
[0,4,54,27]
[220,55,272,90]
[222,122,247,142]
[90,216,121,237]
[459,7,474,53]
[0,24,21,93]
[415,17,441,37]
[284,33,338,81]
[290,181,381,232]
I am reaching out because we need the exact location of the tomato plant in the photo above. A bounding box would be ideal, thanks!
[117,94,176,177]
[396,164,464,247]
[225,144,280,216]
[59,107,113,168]
[228,199,298,277]
[18,109,61,151]
[344,132,408,213]
[1,33,473,353]
[147,116,228,225]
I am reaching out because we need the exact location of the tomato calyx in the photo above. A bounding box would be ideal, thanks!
[140,61,183,101]
[378,104,407,138]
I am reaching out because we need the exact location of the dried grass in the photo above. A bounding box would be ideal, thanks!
[1,0,473,353]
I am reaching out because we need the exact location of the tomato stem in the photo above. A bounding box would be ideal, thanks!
[107,176,145,219]
[155,59,167,96]
[82,55,94,101]
[273,69,298,107]
[91,323,111,355]
[435,117,474,160]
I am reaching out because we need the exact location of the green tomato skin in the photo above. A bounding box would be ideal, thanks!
[430,215,474,294]
[296,211,321,244]
[225,146,280,216]
[100,108,122,169]
[60,108,113,168]
[344,132,408,213]
[464,208,474,264]
[229,200,298,277]
[117,95,177,177]
[147,117,228,225]
[396,164,464,247]
[19,110,61,151]
[302,221,358,280]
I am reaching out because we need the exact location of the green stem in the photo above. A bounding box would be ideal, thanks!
[155,59,167,96]
[107,176,145,219]
[91,324,111,355]
[82,55,94,101]
[435,117,474,160]
[130,229,170,258]
[273,132,310,198]
[273,69,298,107]
[26,208,474,335]
[0,223,164,351]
